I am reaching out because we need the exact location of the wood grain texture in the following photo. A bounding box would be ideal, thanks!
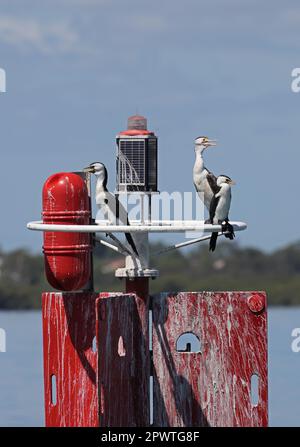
[152,292,268,427]
[42,292,98,427]
[42,290,267,427]
[97,292,150,427]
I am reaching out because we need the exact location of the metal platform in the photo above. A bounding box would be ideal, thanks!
[27,219,247,234]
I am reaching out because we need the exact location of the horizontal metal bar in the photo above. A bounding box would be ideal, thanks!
[94,238,128,256]
[27,220,247,233]
[156,232,224,254]
[95,238,120,253]
[95,219,235,225]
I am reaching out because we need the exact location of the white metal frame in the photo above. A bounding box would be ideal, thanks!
[27,220,247,234]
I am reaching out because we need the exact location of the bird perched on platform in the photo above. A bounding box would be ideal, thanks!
[83,162,139,257]
[193,136,218,212]
[209,175,235,252]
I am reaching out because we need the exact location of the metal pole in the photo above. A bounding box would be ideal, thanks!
[149,194,152,223]
[140,194,145,224]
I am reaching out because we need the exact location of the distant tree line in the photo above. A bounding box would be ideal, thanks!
[0,240,299,309]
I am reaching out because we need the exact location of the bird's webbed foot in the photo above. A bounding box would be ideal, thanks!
[221,220,235,240]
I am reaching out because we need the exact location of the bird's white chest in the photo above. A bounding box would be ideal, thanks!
[194,172,211,191]
[214,185,231,222]
[95,186,114,221]
[95,189,109,206]
[193,169,214,208]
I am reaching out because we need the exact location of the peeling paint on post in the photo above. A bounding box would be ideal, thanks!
[96,290,150,427]
[152,292,268,427]
[42,292,99,427]
[42,290,267,427]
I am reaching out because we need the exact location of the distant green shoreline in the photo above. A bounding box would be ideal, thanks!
[1,240,299,309]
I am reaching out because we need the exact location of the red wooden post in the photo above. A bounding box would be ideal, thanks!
[42,279,151,427]
[42,292,99,427]
[152,291,268,427]
[41,287,268,427]
[96,281,150,427]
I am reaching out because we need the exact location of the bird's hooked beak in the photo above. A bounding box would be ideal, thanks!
[83,165,95,173]
[204,138,217,147]
[195,136,217,148]
[228,179,236,186]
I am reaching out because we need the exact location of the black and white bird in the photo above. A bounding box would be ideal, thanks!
[209,175,235,252]
[83,162,139,256]
[193,136,218,212]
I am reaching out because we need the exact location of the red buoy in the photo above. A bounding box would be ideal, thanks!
[42,172,92,291]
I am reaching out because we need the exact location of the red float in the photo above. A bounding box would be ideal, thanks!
[42,172,92,291]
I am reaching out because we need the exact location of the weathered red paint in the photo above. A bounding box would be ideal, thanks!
[42,172,92,291]
[41,289,267,427]
[152,292,268,427]
[42,292,98,427]
[96,291,150,427]
[247,293,265,313]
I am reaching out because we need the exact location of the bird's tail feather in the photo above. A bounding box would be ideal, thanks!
[209,232,218,251]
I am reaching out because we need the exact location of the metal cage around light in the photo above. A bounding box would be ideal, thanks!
[116,135,158,192]
[116,115,158,193]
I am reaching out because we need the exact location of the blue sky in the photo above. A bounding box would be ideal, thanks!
[0,0,299,252]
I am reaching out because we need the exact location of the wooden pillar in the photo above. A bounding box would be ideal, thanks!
[152,291,268,427]
[42,288,268,427]
[97,280,150,426]
[42,292,99,427]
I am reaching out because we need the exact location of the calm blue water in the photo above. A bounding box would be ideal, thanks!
[0,308,299,426]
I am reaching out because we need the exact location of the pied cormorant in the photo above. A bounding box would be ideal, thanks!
[209,175,235,251]
[193,136,218,212]
[84,162,139,256]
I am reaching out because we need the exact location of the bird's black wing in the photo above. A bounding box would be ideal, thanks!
[115,195,139,257]
[125,219,139,257]
[209,190,221,251]
[206,171,219,194]
[103,165,108,191]
[209,193,220,223]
